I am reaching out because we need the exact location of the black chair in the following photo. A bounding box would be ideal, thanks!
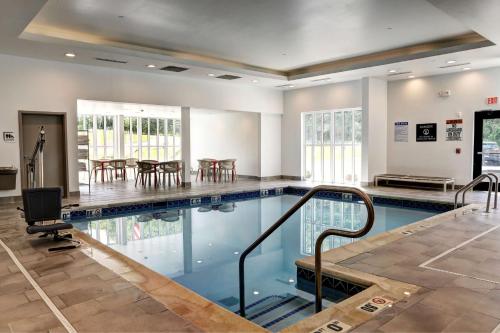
[17,187,80,252]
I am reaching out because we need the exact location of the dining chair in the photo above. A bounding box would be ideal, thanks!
[196,159,215,182]
[110,159,127,180]
[218,159,237,182]
[135,161,158,187]
[158,162,178,187]
[90,160,112,182]
[125,158,138,179]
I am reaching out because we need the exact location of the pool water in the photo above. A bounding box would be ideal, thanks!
[73,195,436,331]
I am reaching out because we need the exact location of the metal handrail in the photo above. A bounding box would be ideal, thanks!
[27,126,45,188]
[238,185,375,317]
[454,173,495,213]
[488,173,498,209]
[314,189,374,313]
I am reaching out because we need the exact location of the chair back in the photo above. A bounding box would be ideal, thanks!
[113,159,126,168]
[22,188,62,225]
[126,158,138,167]
[159,162,176,172]
[219,159,236,169]
[137,161,154,172]
[198,159,213,168]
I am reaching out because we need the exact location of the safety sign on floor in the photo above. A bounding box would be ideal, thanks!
[356,296,393,315]
[310,320,352,333]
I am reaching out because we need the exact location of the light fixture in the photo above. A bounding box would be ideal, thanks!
[146,64,156,68]
[208,73,216,77]
[408,75,415,79]
[388,69,397,73]
[463,67,471,71]
[447,60,457,64]
[65,53,76,58]
[252,79,259,83]
[289,85,295,88]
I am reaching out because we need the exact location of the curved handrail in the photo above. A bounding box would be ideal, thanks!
[238,185,375,317]
[488,173,498,209]
[454,173,493,213]
[314,190,374,313]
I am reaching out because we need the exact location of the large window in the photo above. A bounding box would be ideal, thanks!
[123,117,181,160]
[78,114,181,161]
[302,109,362,184]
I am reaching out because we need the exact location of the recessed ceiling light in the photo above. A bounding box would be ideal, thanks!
[208,73,216,77]
[388,69,397,73]
[408,75,415,79]
[447,60,457,64]
[146,64,156,68]
[463,67,471,71]
[65,53,76,58]
[252,79,259,83]
[289,85,295,88]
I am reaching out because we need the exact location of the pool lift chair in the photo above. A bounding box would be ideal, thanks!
[17,187,81,252]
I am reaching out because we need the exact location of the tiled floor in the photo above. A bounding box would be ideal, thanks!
[1,178,498,332]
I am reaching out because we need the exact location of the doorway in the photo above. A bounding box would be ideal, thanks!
[19,112,69,197]
[473,110,500,190]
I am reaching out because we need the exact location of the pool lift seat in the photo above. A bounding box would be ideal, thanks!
[17,187,81,252]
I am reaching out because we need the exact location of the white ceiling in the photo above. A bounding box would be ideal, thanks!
[0,0,499,90]
[28,0,472,71]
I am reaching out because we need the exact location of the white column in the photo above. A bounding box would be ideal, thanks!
[181,106,191,186]
[361,77,388,185]
[259,113,282,179]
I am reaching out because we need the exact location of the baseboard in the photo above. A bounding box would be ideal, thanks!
[69,191,80,197]
[280,175,302,181]
[0,195,21,204]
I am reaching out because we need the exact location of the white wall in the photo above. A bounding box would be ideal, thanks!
[259,113,282,177]
[282,80,363,177]
[0,54,283,197]
[362,77,388,184]
[190,111,260,177]
[387,67,500,185]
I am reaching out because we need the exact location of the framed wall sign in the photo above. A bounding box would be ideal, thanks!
[394,121,409,142]
[2,132,15,143]
[416,123,437,142]
[445,119,463,141]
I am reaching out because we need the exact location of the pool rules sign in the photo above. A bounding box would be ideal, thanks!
[445,119,463,141]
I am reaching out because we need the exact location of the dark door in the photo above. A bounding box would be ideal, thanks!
[473,110,500,190]
[20,113,68,197]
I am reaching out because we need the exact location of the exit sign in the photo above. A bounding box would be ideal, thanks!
[487,96,498,105]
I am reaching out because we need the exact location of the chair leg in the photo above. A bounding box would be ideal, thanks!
[135,172,140,186]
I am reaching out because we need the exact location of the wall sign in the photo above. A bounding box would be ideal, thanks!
[2,132,15,143]
[487,97,498,105]
[416,123,437,142]
[394,121,409,142]
[445,119,463,141]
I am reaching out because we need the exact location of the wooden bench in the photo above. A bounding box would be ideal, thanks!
[374,174,455,192]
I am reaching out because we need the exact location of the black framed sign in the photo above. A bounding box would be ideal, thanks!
[416,123,437,142]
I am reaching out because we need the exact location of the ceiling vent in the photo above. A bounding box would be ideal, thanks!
[439,62,470,69]
[160,65,189,72]
[95,57,128,64]
[388,71,412,77]
[216,74,241,80]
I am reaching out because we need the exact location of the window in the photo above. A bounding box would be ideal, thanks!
[302,109,362,184]
[122,116,181,160]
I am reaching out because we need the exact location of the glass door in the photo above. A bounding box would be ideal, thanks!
[473,110,500,190]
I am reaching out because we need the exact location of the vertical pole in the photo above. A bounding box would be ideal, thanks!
[180,107,191,187]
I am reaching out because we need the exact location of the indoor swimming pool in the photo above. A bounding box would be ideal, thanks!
[73,194,437,331]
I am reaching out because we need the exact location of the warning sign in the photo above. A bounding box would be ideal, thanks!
[310,320,352,333]
[357,296,393,315]
[445,119,463,141]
